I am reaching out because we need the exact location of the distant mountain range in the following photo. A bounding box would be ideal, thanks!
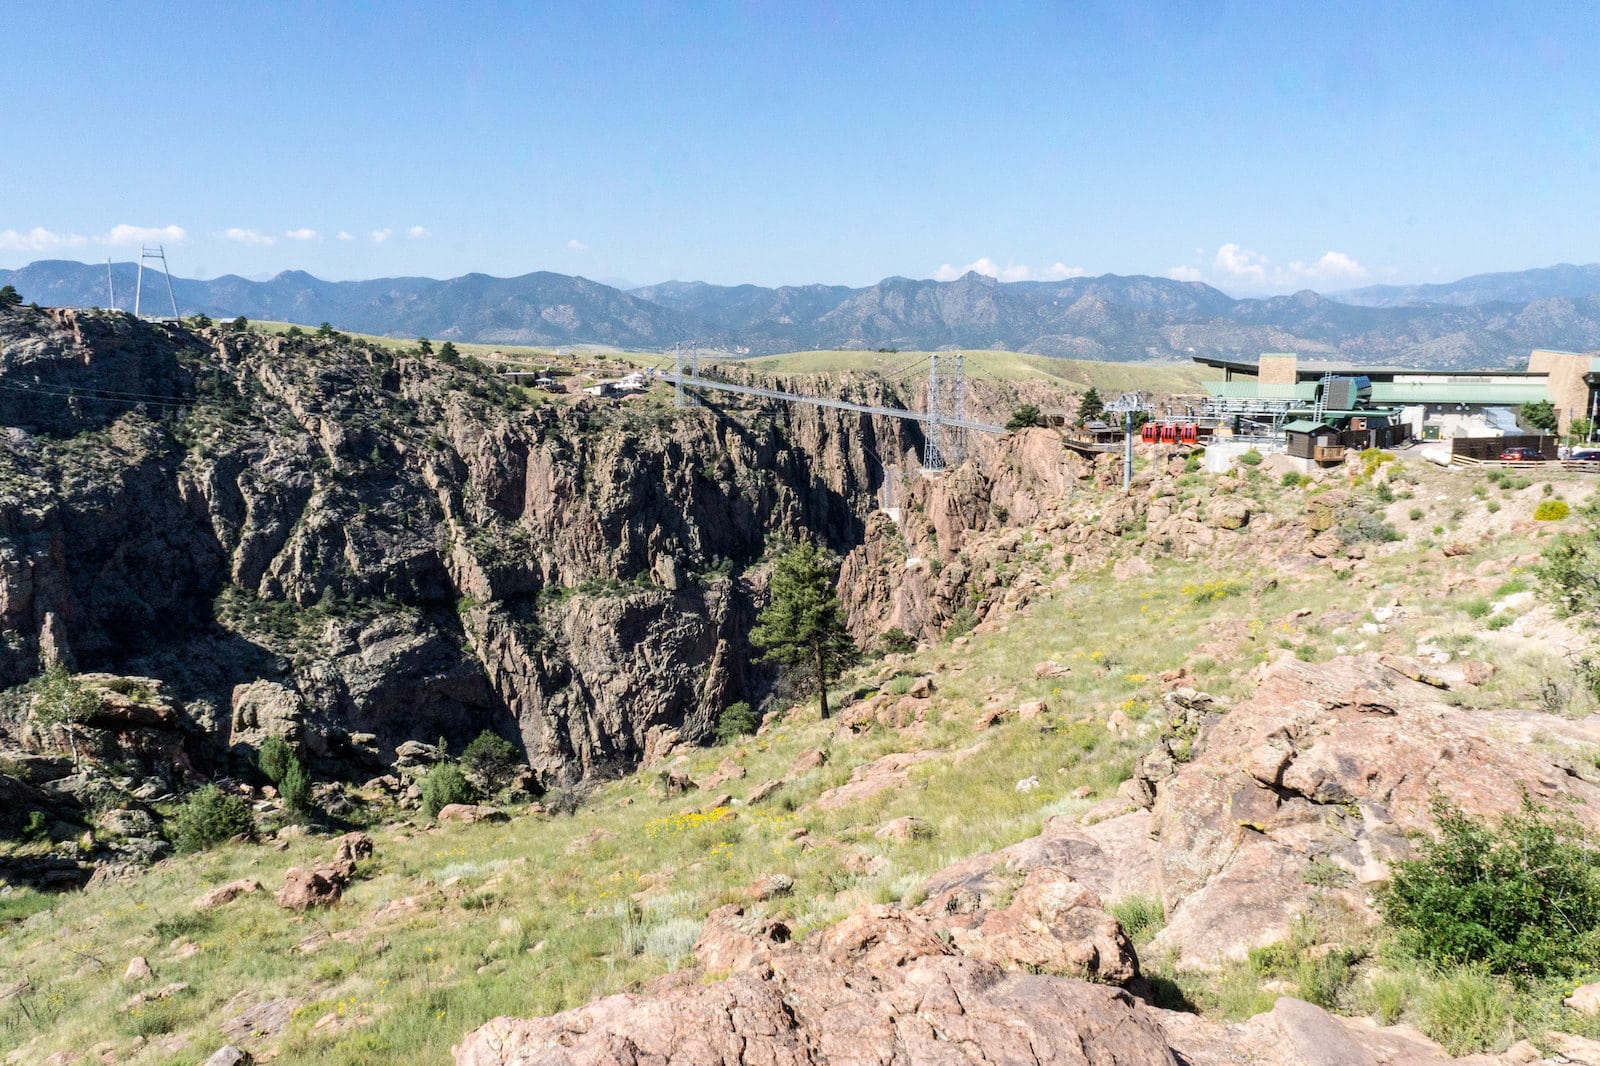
[7,259,1600,369]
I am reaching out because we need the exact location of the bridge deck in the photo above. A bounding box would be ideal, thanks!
[662,373,1006,434]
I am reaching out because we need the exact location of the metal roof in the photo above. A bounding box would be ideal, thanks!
[1368,382,1551,405]
[1281,419,1329,433]
[1203,380,1318,400]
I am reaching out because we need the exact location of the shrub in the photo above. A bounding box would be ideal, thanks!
[1237,449,1263,467]
[1005,404,1043,431]
[878,627,918,656]
[257,735,293,784]
[1409,507,1425,521]
[1379,797,1600,978]
[715,702,758,744]
[169,786,256,852]
[1339,512,1402,544]
[462,730,521,792]
[1533,499,1570,521]
[1375,481,1395,503]
[421,762,477,818]
[944,606,978,640]
[1537,503,1600,618]
[1281,471,1304,488]
[279,756,311,815]
[1111,895,1165,943]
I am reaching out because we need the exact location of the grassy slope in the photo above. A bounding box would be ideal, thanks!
[2,461,1597,1064]
[242,326,1218,392]
[738,349,1215,394]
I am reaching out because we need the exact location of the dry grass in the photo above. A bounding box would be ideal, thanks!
[3,454,1597,1063]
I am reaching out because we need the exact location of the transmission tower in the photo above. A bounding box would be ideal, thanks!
[133,245,178,319]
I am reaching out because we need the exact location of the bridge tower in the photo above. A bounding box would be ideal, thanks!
[133,245,178,319]
[922,348,968,472]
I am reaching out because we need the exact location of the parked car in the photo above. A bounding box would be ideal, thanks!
[1570,448,1600,461]
[1499,446,1545,461]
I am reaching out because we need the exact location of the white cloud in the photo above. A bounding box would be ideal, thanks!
[222,227,276,246]
[335,230,354,241]
[1293,250,1368,282]
[407,225,430,238]
[1167,266,1205,282]
[566,238,589,251]
[1214,242,1268,283]
[370,228,393,243]
[284,227,318,241]
[0,227,89,252]
[934,257,1086,283]
[1212,243,1369,290]
[105,223,186,245]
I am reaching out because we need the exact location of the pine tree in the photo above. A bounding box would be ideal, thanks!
[1077,386,1105,426]
[750,541,858,719]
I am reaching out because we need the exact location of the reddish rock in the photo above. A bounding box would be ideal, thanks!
[808,750,938,813]
[874,816,931,843]
[699,758,746,789]
[1147,655,1600,969]
[692,904,791,973]
[788,747,828,775]
[458,917,1176,1065]
[437,804,510,824]
[331,832,375,862]
[275,866,348,910]
[194,879,263,910]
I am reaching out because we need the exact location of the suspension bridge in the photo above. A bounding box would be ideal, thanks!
[660,346,1005,470]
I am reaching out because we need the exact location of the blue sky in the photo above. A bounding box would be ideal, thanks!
[2,2,1595,294]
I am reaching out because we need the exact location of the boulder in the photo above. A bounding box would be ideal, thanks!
[458,913,1178,1066]
[331,831,375,863]
[123,956,153,981]
[275,866,347,910]
[202,1047,251,1066]
[692,904,791,973]
[943,868,1137,984]
[808,750,938,813]
[436,804,509,824]
[195,879,263,910]
[788,747,828,775]
[1566,980,1600,1015]
[874,816,931,843]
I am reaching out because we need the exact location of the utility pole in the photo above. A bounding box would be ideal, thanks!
[106,258,116,310]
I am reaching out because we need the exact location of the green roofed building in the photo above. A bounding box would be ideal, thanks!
[1192,349,1599,439]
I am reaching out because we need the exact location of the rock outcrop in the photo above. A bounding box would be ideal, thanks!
[1128,655,1600,969]
[0,307,927,789]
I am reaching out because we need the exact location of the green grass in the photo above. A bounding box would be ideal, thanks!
[3,454,1597,1063]
[736,348,1212,394]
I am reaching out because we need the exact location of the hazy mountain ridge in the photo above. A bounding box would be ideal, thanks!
[1330,263,1600,309]
[8,259,1600,367]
